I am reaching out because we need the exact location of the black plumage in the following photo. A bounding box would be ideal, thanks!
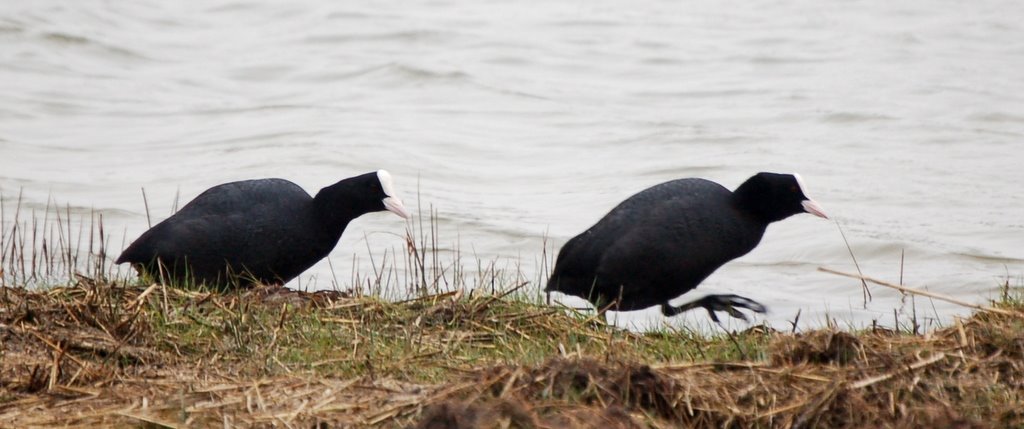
[116,170,409,288]
[545,172,828,321]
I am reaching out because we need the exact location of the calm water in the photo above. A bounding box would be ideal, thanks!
[2,0,1022,330]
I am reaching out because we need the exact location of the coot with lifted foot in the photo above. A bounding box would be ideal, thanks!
[546,172,828,322]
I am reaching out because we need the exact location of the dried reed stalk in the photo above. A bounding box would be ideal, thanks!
[819,267,1023,318]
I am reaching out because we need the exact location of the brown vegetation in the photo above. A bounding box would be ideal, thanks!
[0,276,1021,428]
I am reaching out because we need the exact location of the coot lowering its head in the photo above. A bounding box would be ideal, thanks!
[116,170,410,288]
[545,172,828,321]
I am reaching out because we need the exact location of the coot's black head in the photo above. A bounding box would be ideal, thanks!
[733,172,828,223]
[316,170,411,220]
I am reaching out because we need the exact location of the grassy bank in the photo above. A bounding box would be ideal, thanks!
[2,206,1021,427]
[1,275,1022,428]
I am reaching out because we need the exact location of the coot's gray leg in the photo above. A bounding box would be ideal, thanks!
[661,294,767,322]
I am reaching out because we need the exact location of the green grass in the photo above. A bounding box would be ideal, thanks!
[128,281,782,383]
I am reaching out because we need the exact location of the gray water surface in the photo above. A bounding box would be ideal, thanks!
[2,0,1023,331]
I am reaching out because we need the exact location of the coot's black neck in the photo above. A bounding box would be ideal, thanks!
[732,178,786,224]
[312,181,373,238]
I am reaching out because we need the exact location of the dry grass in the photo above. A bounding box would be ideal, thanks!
[409,300,1024,429]
[3,199,1023,428]
[0,275,1022,428]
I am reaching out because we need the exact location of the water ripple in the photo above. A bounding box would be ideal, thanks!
[1,0,1022,330]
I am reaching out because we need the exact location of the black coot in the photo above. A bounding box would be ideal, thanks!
[545,172,828,321]
[116,170,410,288]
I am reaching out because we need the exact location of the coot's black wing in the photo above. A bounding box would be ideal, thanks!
[117,179,315,284]
[548,178,767,311]
[546,191,652,299]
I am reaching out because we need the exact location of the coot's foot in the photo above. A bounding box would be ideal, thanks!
[661,294,767,322]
